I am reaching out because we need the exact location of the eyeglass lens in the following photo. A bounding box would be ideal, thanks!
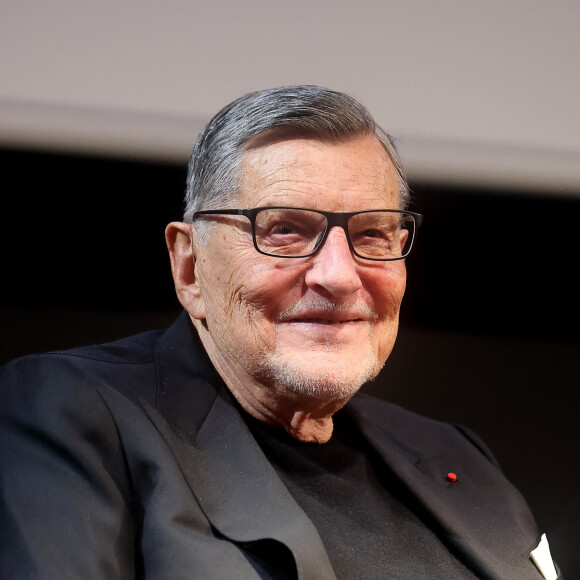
[254,208,414,259]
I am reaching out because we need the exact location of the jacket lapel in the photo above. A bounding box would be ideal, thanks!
[346,397,542,580]
[144,312,336,580]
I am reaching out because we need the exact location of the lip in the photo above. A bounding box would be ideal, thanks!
[286,317,363,325]
[280,309,369,325]
[277,316,370,343]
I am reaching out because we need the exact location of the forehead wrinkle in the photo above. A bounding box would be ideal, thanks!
[243,165,394,208]
[238,162,295,207]
[238,137,399,209]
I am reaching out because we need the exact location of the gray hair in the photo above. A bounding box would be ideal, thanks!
[183,85,409,223]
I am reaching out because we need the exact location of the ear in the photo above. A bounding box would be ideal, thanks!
[165,222,206,320]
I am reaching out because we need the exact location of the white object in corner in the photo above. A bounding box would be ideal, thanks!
[530,533,558,580]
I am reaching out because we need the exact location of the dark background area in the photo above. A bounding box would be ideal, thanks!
[1,147,578,574]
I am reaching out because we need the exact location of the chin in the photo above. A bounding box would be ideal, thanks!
[256,348,382,400]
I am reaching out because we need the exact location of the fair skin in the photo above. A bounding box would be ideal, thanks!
[166,134,407,443]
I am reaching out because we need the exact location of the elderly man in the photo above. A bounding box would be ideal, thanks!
[0,86,558,579]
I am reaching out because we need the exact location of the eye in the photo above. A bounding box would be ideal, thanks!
[352,227,391,242]
[254,208,326,255]
[270,222,297,235]
[361,228,384,239]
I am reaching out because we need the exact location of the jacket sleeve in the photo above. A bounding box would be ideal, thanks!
[0,355,136,579]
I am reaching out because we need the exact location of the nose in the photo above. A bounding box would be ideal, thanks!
[304,227,363,297]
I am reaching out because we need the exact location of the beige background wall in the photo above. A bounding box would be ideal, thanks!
[1,0,579,192]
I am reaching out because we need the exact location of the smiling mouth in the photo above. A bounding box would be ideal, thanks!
[291,318,362,325]
[279,300,377,326]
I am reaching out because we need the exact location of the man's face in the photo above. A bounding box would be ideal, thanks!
[192,134,407,401]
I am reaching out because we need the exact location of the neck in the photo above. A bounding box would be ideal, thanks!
[193,317,349,444]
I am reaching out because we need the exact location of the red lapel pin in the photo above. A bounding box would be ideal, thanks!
[446,472,458,484]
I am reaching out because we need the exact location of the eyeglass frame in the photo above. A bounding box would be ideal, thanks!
[193,206,423,261]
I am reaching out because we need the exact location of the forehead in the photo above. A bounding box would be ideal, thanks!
[237,134,400,210]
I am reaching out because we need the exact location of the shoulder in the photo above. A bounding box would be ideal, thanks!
[347,392,499,465]
[0,335,169,577]
[0,332,164,464]
[0,329,170,495]
[0,329,163,411]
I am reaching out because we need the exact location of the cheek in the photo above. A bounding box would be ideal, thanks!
[386,271,407,313]
[368,265,407,360]
[197,234,257,307]
[201,253,297,333]
[368,263,407,318]
[240,260,304,306]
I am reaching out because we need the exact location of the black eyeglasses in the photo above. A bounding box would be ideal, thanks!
[193,207,422,261]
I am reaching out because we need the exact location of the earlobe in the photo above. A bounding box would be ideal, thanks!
[165,222,206,320]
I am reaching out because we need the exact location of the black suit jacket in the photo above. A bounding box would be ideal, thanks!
[0,312,550,579]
